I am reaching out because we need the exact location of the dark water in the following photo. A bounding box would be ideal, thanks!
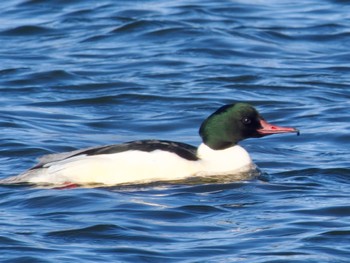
[1,0,350,262]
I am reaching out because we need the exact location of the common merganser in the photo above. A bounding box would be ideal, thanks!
[1,103,299,187]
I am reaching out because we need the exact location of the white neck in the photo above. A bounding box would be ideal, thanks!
[196,143,253,176]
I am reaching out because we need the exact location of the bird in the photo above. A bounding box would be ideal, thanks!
[0,103,299,187]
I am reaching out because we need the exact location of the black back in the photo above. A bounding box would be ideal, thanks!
[32,140,199,170]
[80,140,198,160]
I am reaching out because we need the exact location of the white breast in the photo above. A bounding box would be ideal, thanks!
[195,143,253,176]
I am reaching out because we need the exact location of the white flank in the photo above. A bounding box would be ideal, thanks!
[3,143,254,186]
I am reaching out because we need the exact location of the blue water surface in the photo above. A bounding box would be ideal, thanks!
[1,0,350,262]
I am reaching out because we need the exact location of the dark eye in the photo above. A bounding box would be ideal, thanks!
[241,117,252,125]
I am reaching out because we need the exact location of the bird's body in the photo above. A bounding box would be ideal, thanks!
[1,103,298,187]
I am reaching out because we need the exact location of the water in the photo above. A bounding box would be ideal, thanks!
[1,0,350,262]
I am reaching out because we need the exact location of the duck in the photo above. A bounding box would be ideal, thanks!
[1,103,299,187]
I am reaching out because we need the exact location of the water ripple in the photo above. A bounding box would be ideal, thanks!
[0,0,350,262]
